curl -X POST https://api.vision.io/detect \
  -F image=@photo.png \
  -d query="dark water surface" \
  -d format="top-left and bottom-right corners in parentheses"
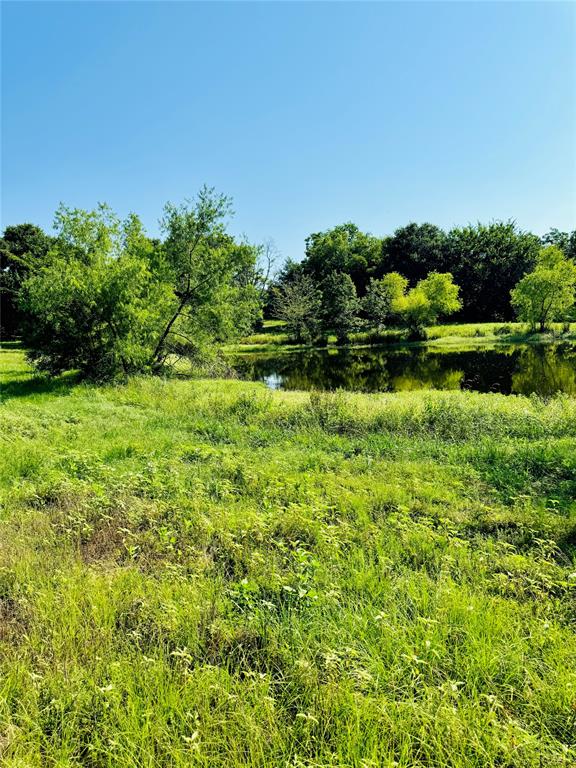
top-left (233, 343), bottom-right (576, 396)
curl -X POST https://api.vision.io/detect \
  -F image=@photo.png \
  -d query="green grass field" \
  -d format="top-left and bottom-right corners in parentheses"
top-left (1, 347), bottom-right (576, 766)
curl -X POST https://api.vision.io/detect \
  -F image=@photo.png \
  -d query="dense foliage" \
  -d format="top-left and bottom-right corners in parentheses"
top-left (19, 206), bottom-right (171, 379)
top-left (381, 222), bottom-right (447, 284)
top-left (12, 190), bottom-right (261, 379)
top-left (2, 199), bottom-right (575, 359)
top-left (273, 267), bottom-right (462, 342)
top-left (319, 271), bottom-right (361, 342)
top-left (0, 224), bottom-right (52, 338)
top-left (391, 271), bottom-right (462, 337)
top-left (303, 223), bottom-right (381, 293)
top-left (362, 273), bottom-right (408, 332)
top-left (284, 221), bottom-right (571, 322)
top-left (149, 189), bottom-right (260, 372)
top-left (511, 245), bottom-right (576, 331)
top-left (444, 222), bottom-right (540, 322)
top-left (271, 273), bottom-right (322, 343)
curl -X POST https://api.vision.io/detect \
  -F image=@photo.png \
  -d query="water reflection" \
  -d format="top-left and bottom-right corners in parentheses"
top-left (512, 344), bottom-right (576, 397)
top-left (232, 344), bottom-right (576, 397)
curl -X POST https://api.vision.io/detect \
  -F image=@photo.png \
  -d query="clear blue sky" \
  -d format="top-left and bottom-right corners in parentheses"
top-left (2, 1), bottom-right (575, 262)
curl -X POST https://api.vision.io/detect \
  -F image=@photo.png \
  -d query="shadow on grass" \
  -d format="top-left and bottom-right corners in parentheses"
top-left (252, 322), bottom-right (288, 337)
top-left (0, 340), bottom-right (23, 350)
top-left (1, 371), bottom-right (80, 402)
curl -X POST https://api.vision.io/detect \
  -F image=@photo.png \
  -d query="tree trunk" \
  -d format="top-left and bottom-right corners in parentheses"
top-left (150, 294), bottom-right (189, 370)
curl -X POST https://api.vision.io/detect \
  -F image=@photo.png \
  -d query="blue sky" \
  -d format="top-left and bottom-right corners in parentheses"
top-left (2, 1), bottom-right (575, 262)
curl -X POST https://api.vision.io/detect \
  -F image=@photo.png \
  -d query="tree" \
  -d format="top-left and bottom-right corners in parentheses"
top-left (510, 245), bottom-right (576, 332)
top-left (418, 271), bottom-right (462, 317)
top-left (297, 219), bottom-right (545, 322)
top-left (19, 190), bottom-right (261, 380)
top-left (241, 239), bottom-right (281, 325)
top-left (19, 206), bottom-right (170, 379)
top-left (0, 223), bottom-right (52, 338)
top-left (272, 273), bottom-right (322, 343)
top-left (255, 240), bottom-right (280, 300)
top-left (380, 223), bottom-right (447, 284)
top-left (444, 222), bottom-right (540, 321)
top-left (392, 288), bottom-right (432, 337)
top-left (362, 273), bottom-right (408, 331)
top-left (541, 229), bottom-right (576, 259)
top-left (392, 272), bottom-right (462, 337)
top-left (149, 187), bottom-right (260, 370)
top-left (303, 223), bottom-right (382, 293)
top-left (320, 271), bottom-right (361, 342)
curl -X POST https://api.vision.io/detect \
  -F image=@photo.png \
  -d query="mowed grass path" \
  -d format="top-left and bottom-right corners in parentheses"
top-left (1, 347), bottom-right (576, 766)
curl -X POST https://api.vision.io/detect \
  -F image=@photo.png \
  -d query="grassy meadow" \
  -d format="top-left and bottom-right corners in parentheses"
top-left (1, 346), bottom-right (576, 766)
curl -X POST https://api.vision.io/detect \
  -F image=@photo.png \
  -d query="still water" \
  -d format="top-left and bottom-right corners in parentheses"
top-left (233, 343), bottom-right (576, 396)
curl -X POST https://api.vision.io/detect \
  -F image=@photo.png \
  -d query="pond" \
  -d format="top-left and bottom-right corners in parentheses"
top-left (232, 343), bottom-right (576, 397)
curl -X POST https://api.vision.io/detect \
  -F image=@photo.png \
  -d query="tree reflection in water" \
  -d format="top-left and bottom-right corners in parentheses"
top-left (511, 344), bottom-right (576, 396)
top-left (233, 343), bottom-right (576, 397)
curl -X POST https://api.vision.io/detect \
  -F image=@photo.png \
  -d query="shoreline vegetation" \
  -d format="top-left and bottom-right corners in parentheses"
top-left (226, 320), bottom-right (576, 356)
top-left (1, 347), bottom-right (576, 765)
top-left (3, 205), bottom-right (576, 383)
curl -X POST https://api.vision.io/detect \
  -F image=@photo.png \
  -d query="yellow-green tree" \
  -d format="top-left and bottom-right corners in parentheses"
top-left (362, 273), bottom-right (408, 331)
top-left (392, 272), bottom-right (462, 337)
top-left (510, 246), bottom-right (576, 332)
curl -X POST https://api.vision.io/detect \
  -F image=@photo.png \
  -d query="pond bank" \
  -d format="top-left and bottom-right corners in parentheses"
top-left (227, 321), bottom-right (576, 356)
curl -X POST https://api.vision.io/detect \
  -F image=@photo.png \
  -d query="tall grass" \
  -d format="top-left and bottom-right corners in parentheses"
top-left (1, 348), bottom-right (575, 766)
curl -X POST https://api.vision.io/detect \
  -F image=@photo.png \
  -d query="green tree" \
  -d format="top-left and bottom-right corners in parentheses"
top-left (392, 272), bottom-right (462, 337)
top-left (392, 288), bottom-right (431, 337)
top-left (380, 223), bottom-right (447, 284)
top-left (418, 271), bottom-right (462, 317)
top-left (303, 223), bottom-right (381, 292)
top-left (149, 187), bottom-right (259, 370)
top-left (0, 223), bottom-right (52, 338)
top-left (19, 206), bottom-right (170, 379)
top-left (541, 228), bottom-right (576, 259)
top-left (510, 245), bottom-right (576, 332)
top-left (320, 271), bottom-right (361, 343)
top-left (272, 273), bottom-right (322, 343)
top-left (19, 189), bottom-right (261, 380)
top-left (445, 221), bottom-right (540, 321)
top-left (362, 273), bottom-right (408, 331)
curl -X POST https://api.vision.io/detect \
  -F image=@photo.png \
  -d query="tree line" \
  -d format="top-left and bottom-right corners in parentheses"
top-left (272, 269), bottom-right (462, 343)
top-left (268, 220), bottom-right (576, 321)
top-left (1, 189), bottom-right (575, 379)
